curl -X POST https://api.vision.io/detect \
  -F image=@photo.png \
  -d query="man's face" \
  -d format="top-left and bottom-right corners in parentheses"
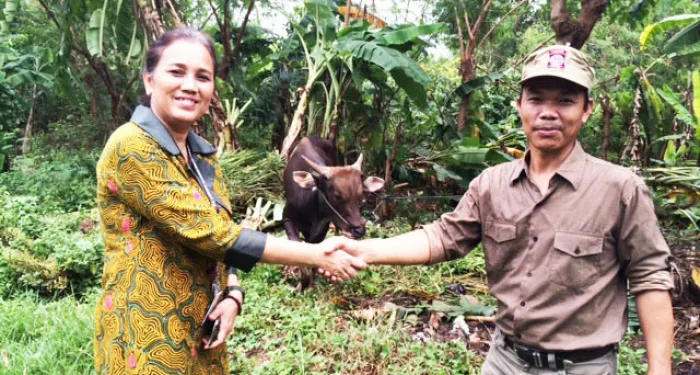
top-left (516, 77), bottom-right (594, 155)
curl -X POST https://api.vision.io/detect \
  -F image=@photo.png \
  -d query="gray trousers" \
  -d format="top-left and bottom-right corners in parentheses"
top-left (481, 330), bottom-right (617, 375)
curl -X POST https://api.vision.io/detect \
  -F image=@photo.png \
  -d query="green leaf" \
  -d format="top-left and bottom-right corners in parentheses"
top-left (663, 140), bottom-right (677, 165)
top-left (2, 0), bottom-right (19, 23)
top-left (693, 71), bottom-right (700, 132)
top-left (664, 19), bottom-right (700, 53)
top-left (640, 14), bottom-right (700, 50)
top-left (99, 0), bottom-right (109, 57)
top-left (433, 164), bottom-right (463, 182)
top-left (454, 73), bottom-right (502, 99)
top-left (86, 10), bottom-right (102, 56)
top-left (374, 23), bottom-right (446, 46)
top-left (337, 39), bottom-right (429, 107)
top-left (657, 86), bottom-right (695, 127)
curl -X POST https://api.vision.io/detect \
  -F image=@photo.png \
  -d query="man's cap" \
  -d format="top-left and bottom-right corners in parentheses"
top-left (520, 45), bottom-right (595, 91)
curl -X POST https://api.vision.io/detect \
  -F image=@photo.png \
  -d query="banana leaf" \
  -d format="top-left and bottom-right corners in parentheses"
top-left (337, 39), bottom-right (429, 107)
top-left (640, 14), bottom-right (700, 50)
top-left (657, 86), bottom-right (696, 127)
top-left (664, 19), bottom-right (700, 53)
top-left (373, 23), bottom-right (446, 46)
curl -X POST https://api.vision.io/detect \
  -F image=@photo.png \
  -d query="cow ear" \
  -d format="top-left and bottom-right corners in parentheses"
top-left (293, 171), bottom-right (316, 189)
top-left (363, 176), bottom-right (385, 192)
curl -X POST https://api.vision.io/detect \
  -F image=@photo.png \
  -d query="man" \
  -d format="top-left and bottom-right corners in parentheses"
top-left (329, 45), bottom-right (674, 374)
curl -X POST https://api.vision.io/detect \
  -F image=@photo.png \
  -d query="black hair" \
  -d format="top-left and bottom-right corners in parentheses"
top-left (140, 28), bottom-right (217, 107)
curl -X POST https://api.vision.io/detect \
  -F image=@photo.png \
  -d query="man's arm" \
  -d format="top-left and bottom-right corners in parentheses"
top-left (352, 229), bottom-right (431, 265)
top-left (636, 290), bottom-right (673, 375)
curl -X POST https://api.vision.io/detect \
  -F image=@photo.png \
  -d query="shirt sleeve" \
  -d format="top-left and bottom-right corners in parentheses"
top-left (107, 139), bottom-right (264, 272)
top-left (617, 175), bottom-right (673, 294)
top-left (421, 172), bottom-right (483, 265)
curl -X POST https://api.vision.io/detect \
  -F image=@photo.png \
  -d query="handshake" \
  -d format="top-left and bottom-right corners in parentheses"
top-left (311, 236), bottom-right (367, 282)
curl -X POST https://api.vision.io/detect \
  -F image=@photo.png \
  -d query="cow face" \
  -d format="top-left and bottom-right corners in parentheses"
top-left (292, 154), bottom-right (384, 238)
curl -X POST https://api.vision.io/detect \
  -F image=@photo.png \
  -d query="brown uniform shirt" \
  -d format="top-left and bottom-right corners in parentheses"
top-left (422, 142), bottom-right (673, 351)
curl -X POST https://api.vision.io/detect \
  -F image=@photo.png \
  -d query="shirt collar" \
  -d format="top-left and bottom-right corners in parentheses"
top-left (130, 105), bottom-right (216, 156)
top-left (509, 141), bottom-right (587, 190)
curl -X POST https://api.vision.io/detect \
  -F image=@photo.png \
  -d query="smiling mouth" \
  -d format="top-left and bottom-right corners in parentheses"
top-left (175, 97), bottom-right (198, 105)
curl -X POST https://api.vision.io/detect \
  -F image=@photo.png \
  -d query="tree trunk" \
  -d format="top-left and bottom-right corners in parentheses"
top-left (21, 84), bottom-right (39, 155)
top-left (379, 123), bottom-right (401, 221)
top-left (457, 58), bottom-right (475, 134)
top-left (219, 0), bottom-right (255, 79)
top-left (550, 0), bottom-right (607, 49)
top-left (281, 86), bottom-right (312, 158)
top-left (620, 87), bottom-right (643, 164)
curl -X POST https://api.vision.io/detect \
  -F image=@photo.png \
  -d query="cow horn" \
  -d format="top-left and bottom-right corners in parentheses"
top-left (352, 153), bottom-right (363, 171)
top-left (301, 155), bottom-right (331, 177)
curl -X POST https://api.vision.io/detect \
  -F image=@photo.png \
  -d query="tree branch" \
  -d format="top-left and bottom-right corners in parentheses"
top-left (454, 6), bottom-right (466, 59)
top-left (228, 0), bottom-right (256, 74)
top-left (207, 0), bottom-right (224, 30)
top-left (37, 0), bottom-right (61, 29)
top-left (477, 0), bottom-right (527, 51)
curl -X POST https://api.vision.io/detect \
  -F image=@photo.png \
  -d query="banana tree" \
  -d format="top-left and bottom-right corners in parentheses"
top-left (280, 0), bottom-right (444, 157)
top-left (620, 13), bottom-right (700, 165)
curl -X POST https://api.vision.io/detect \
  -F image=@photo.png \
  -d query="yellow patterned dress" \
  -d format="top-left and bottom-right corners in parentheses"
top-left (94, 106), bottom-right (265, 375)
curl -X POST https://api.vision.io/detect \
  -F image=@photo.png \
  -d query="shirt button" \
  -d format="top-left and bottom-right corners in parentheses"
top-left (532, 236), bottom-right (538, 242)
top-left (526, 272), bottom-right (532, 277)
top-left (574, 247), bottom-right (581, 254)
top-left (520, 301), bottom-right (526, 307)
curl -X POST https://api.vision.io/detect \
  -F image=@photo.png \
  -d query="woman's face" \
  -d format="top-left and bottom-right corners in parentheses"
top-left (143, 40), bottom-right (215, 129)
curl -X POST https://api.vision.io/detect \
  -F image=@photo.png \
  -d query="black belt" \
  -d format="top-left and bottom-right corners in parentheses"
top-left (503, 336), bottom-right (615, 370)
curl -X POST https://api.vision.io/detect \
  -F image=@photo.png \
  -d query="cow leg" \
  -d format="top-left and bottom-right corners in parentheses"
top-left (283, 216), bottom-right (302, 242)
top-left (281, 215), bottom-right (309, 291)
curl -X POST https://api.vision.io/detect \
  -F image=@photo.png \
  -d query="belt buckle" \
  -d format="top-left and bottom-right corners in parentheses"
top-left (513, 343), bottom-right (542, 367)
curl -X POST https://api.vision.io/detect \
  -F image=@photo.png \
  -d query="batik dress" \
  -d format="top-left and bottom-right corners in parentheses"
top-left (93, 106), bottom-right (265, 375)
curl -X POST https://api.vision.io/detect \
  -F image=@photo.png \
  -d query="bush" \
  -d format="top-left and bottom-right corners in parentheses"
top-left (0, 148), bottom-right (98, 213)
top-left (0, 190), bottom-right (103, 297)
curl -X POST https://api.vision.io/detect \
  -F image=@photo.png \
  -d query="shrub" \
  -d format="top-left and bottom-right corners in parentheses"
top-left (0, 148), bottom-right (98, 213)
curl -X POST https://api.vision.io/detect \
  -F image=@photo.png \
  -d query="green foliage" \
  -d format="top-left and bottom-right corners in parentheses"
top-left (0, 148), bottom-right (98, 212)
top-left (0, 190), bottom-right (103, 297)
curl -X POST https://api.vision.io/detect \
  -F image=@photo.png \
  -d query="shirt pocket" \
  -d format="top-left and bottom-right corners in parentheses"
top-left (548, 232), bottom-right (604, 288)
top-left (483, 220), bottom-right (517, 273)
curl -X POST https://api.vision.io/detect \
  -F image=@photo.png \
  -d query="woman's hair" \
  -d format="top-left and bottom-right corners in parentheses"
top-left (140, 28), bottom-right (217, 107)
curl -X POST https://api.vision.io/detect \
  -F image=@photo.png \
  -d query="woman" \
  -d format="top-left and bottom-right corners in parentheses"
top-left (93, 28), bottom-right (364, 375)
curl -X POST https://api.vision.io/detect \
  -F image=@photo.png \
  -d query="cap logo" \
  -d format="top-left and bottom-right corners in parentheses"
top-left (548, 49), bottom-right (566, 69)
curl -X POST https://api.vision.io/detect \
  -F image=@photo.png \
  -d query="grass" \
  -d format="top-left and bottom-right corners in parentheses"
top-left (0, 222), bottom-right (657, 375)
top-left (0, 292), bottom-right (97, 375)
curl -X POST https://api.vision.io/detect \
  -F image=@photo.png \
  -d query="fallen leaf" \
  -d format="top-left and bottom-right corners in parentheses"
top-left (2, 351), bottom-right (8, 368)
top-left (407, 289), bottom-right (438, 300)
top-left (330, 296), bottom-right (350, 309)
top-left (351, 307), bottom-right (376, 322)
top-left (689, 315), bottom-right (699, 330)
top-left (429, 312), bottom-right (443, 331)
top-left (453, 316), bottom-right (470, 337)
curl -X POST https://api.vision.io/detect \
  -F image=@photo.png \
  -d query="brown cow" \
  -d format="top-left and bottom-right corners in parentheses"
top-left (283, 136), bottom-right (384, 290)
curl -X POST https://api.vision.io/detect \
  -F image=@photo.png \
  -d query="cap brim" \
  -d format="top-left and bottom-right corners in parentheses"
top-left (520, 71), bottom-right (591, 91)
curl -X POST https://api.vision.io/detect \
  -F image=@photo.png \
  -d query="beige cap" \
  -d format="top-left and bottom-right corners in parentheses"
top-left (520, 45), bottom-right (595, 91)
